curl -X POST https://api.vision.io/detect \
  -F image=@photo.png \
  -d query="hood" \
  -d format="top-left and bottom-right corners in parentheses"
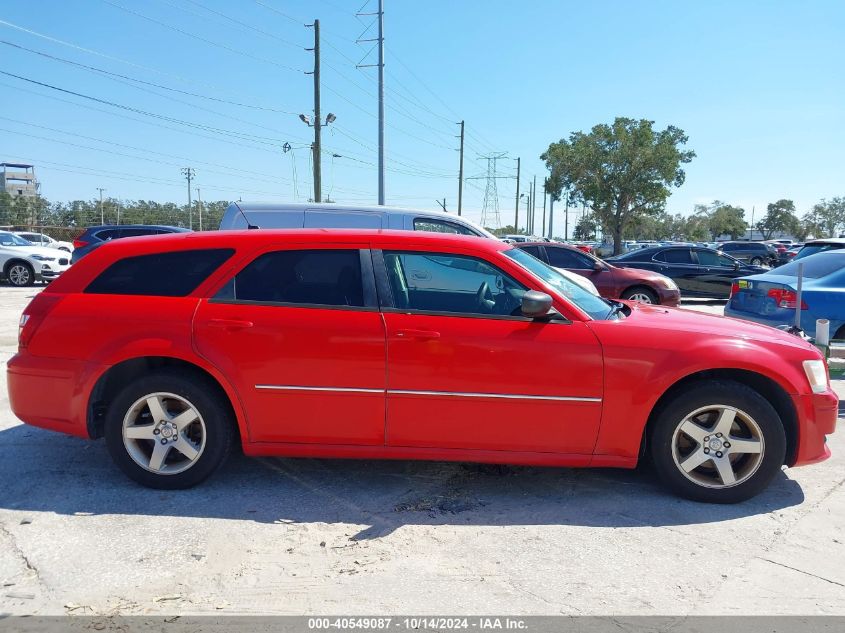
top-left (623, 301), bottom-right (818, 352)
top-left (0, 245), bottom-right (69, 260)
top-left (609, 264), bottom-right (671, 283)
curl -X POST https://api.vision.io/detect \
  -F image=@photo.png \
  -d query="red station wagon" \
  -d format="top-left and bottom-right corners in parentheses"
top-left (8, 230), bottom-right (838, 503)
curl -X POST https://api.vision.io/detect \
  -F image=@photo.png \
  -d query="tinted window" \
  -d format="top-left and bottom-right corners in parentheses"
top-left (720, 243), bottom-right (738, 251)
top-left (413, 218), bottom-right (477, 235)
top-left (120, 228), bottom-right (163, 238)
top-left (696, 250), bottom-right (735, 267)
top-left (85, 249), bottom-right (234, 297)
top-left (519, 245), bottom-right (544, 258)
top-left (219, 249), bottom-right (364, 307)
top-left (656, 249), bottom-right (693, 264)
top-left (546, 246), bottom-right (593, 270)
top-left (93, 229), bottom-right (120, 241)
top-left (383, 251), bottom-right (525, 317)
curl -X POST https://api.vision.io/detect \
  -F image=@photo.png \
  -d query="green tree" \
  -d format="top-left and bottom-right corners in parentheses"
top-left (756, 199), bottom-right (799, 240)
top-left (573, 213), bottom-right (598, 240)
top-left (541, 117), bottom-right (695, 255)
top-left (695, 201), bottom-right (747, 240)
top-left (803, 197), bottom-right (845, 239)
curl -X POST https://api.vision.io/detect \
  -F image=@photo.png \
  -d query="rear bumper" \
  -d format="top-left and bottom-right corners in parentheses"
top-left (791, 389), bottom-right (839, 467)
top-left (724, 306), bottom-right (822, 337)
top-left (7, 352), bottom-right (103, 438)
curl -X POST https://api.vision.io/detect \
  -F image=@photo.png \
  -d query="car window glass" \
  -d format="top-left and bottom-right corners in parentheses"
top-left (720, 243), bottom-right (737, 251)
top-left (695, 249), bottom-right (733, 266)
top-left (119, 228), bottom-right (160, 238)
top-left (383, 251), bottom-right (526, 317)
top-left (94, 229), bottom-right (119, 241)
top-left (218, 249), bottom-right (364, 307)
top-left (413, 218), bottom-right (477, 236)
top-left (655, 249), bottom-right (692, 264)
top-left (546, 247), bottom-right (592, 270)
top-left (772, 253), bottom-right (845, 279)
top-left (519, 245), bottom-right (543, 258)
top-left (85, 249), bottom-right (234, 297)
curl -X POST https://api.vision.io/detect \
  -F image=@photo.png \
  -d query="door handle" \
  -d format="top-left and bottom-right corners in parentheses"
top-left (395, 329), bottom-right (440, 340)
top-left (206, 318), bottom-right (254, 330)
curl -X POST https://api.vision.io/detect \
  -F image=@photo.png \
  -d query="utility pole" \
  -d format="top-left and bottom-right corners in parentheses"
top-left (196, 187), bottom-right (203, 231)
top-left (531, 175), bottom-right (537, 235)
top-left (97, 187), bottom-right (105, 224)
top-left (356, 0), bottom-right (386, 204)
top-left (525, 192), bottom-right (530, 230)
top-left (181, 167), bottom-right (195, 229)
top-left (306, 19), bottom-right (322, 203)
top-left (564, 197), bottom-right (570, 240)
top-left (514, 157), bottom-right (520, 231)
top-left (541, 180), bottom-right (547, 238)
top-left (750, 205), bottom-right (756, 239)
top-left (548, 195), bottom-right (555, 239)
top-left (457, 121), bottom-right (464, 216)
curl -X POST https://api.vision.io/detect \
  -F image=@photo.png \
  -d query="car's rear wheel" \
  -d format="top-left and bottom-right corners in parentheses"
top-left (649, 381), bottom-right (786, 503)
top-left (750, 256), bottom-right (763, 265)
top-left (104, 371), bottom-right (233, 489)
top-left (621, 286), bottom-right (659, 304)
top-left (6, 262), bottom-right (34, 287)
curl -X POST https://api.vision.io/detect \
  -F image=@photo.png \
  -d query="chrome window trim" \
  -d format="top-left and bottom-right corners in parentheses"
top-left (255, 385), bottom-right (383, 394)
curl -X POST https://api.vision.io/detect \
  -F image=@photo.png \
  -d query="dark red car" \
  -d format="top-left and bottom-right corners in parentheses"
top-left (8, 230), bottom-right (837, 503)
top-left (517, 242), bottom-right (681, 305)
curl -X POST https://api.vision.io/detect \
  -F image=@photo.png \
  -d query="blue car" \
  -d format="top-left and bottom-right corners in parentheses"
top-left (726, 250), bottom-right (845, 339)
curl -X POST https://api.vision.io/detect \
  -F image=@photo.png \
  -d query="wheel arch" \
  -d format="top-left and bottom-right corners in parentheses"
top-left (640, 368), bottom-right (798, 466)
top-left (87, 356), bottom-right (248, 445)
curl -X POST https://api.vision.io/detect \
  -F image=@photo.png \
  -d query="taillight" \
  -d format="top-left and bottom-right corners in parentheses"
top-left (72, 238), bottom-right (88, 249)
top-left (730, 282), bottom-right (740, 297)
top-left (767, 288), bottom-right (808, 310)
top-left (18, 293), bottom-right (63, 350)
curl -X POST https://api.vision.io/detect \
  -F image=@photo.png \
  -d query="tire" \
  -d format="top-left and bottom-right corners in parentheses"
top-left (621, 286), bottom-right (659, 305)
top-left (749, 257), bottom-right (763, 266)
top-left (104, 370), bottom-right (234, 489)
top-left (834, 325), bottom-right (845, 341)
top-left (5, 261), bottom-right (35, 287)
top-left (649, 380), bottom-right (786, 503)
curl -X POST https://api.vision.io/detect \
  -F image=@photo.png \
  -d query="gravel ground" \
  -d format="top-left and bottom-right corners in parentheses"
top-left (0, 288), bottom-right (842, 616)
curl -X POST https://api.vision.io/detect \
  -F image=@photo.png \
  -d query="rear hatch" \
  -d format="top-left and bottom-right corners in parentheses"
top-left (728, 274), bottom-right (806, 316)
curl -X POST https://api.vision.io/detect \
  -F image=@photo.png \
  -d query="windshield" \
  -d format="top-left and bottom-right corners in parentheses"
top-left (0, 232), bottom-right (35, 247)
top-left (609, 248), bottom-right (654, 261)
top-left (504, 248), bottom-right (612, 320)
top-left (774, 252), bottom-right (845, 279)
top-left (794, 243), bottom-right (843, 260)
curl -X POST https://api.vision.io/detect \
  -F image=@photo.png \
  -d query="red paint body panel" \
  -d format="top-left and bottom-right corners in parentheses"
top-left (5, 229), bottom-right (836, 476)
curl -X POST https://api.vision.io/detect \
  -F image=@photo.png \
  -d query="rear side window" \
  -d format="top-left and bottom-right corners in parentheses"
top-left (720, 243), bottom-right (738, 251)
top-left (85, 249), bottom-right (234, 297)
top-left (655, 249), bottom-right (693, 264)
top-left (413, 218), bottom-right (477, 236)
top-left (519, 245), bottom-right (544, 259)
top-left (545, 246), bottom-right (593, 270)
top-left (773, 253), bottom-right (845, 279)
top-left (217, 249), bottom-right (364, 307)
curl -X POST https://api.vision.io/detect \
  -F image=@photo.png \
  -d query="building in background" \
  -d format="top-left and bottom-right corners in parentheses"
top-left (0, 163), bottom-right (38, 198)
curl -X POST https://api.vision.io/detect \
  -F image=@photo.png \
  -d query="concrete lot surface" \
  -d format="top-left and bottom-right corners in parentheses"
top-left (0, 289), bottom-right (842, 616)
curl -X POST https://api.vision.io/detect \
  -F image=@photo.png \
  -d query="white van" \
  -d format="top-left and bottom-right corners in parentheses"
top-left (219, 202), bottom-right (496, 237)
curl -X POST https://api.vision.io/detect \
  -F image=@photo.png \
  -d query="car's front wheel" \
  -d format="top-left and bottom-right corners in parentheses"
top-left (104, 370), bottom-right (234, 489)
top-left (6, 262), bottom-right (34, 287)
top-left (649, 380), bottom-right (786, 503)
top-left (750, 256), bottom-right (763, 265)
top-left (621, 286), bottom-right (659, 304)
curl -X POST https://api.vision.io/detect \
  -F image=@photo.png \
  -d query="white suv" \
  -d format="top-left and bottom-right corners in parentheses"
top-left (0, 232), bottom-right (71, 286)
top-left (13, 231), bottom-right (74, 252)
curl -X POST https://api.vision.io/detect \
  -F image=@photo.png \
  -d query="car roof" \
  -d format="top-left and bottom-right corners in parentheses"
top-left (84, 224), bottom-right (191, 232)
top-left (78, 228), bottom-right (509, 254)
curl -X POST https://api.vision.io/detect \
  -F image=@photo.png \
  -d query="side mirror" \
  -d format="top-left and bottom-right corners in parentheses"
top-left (521, 291), bottom-right (554, 319)
top-left (593, 261), bottom-right (605, 272)
top-left (734, 261), bottom-right (741, 270)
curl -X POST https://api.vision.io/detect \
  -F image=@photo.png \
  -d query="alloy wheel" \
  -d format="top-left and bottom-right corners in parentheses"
top-left (8, 264), bottom-right (30, 286)
top-left (628, 292), bottom-right (654, 303)
top-left (670, 405), bottom-right (765, 489)
top-left (122, 392), bottom-right (206, 475)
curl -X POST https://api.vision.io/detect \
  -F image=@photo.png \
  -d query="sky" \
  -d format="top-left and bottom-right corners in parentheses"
top-left (1, 0), bottom-right (844, 234)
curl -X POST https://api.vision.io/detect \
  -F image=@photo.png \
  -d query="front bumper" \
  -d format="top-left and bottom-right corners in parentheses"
top-left (792, 388), bottom-right (839, 466)
top-left (657, 287), bottom-right (681, 307)
top-left (36, 262), bottom-right (70, 281)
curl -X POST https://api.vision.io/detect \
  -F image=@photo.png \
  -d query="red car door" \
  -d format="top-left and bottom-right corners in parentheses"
top-left (193, 244), bottom-right (386, 445)
top-left (378, 248), bottom-right (604, 455)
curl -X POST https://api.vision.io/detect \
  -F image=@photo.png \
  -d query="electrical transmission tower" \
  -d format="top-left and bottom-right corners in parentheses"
top-left (478, 153), bottom-right (507, 229)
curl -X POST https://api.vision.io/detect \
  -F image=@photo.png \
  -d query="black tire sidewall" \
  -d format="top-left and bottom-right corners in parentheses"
top-left (649, 380), bottom-right (786, 503)
top-left (104, 370), bottom-right (233, 489)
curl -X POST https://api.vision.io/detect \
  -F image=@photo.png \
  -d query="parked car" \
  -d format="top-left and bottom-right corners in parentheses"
top-left (793, 238), bottom-right (845, 261)
top-left (726, 250), bottom-right (845, 340)
top-left (13, 231), bottom-right (74, 252)
top-left (9, 230), bottom-right (837, 503)
top-left (606, 245), bottom-right (767, 298)
top-left (763, 240), bottom-right (792, 266)
top-left (719, 241), bottom-right (779, 266)
top-left (0, 231), bottom-right (70, 286)
top-left (219, 201), bottom-right (497, 238)
top-left (516, 241), bottom-right (680, 305)
top-left (71, 225), bottom-right (192, 263)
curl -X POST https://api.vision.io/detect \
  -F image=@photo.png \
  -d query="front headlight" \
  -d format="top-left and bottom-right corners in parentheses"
top-left (30, 255), bottom-right (56, 262)
top-left (657, 276), bottom-right (678, 290)
top-left (802, 359), bottom-right (830, 394)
